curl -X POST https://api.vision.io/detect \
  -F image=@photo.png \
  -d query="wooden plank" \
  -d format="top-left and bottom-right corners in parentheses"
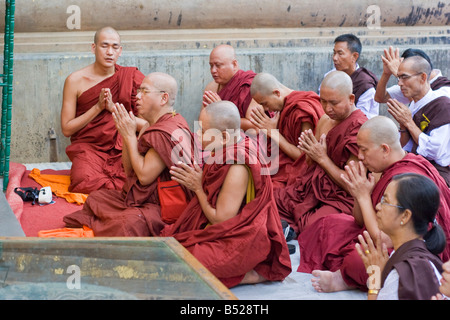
top-left (0, 237), bottom-right (236, 300)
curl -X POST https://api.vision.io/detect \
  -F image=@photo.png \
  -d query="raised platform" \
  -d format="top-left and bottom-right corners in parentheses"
top-left (0, 237), bottom-right (236, 300)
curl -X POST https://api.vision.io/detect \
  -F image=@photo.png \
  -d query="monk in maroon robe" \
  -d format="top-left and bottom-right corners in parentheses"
top-left (249, 73), bottom-right (324, 188)
top-left (64, 73), bottom-right (195, 236)
top-left (300, 116), bottom-right (450, 293)
top-left (274, 71), bottom-right (367, 234)
top-left (202, 45), bottom-right (261, 132)
top-left (61, 27), bottom-right (145, 194)
top-left (162, 101), bottom-right (291, 288)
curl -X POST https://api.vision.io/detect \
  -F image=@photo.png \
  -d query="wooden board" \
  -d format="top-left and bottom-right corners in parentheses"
top-left (0, 237), bottom-right (237, 300)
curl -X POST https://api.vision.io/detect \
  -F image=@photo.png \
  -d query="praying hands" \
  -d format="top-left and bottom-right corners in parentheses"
top-left (297, 129), bottom-right (327, 164)
top-left (250, 106), bottom-right (279, 136)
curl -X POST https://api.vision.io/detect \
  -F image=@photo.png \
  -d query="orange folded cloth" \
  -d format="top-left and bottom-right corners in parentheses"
top-left (28, 168), bottom-right (88, 205)
top-left (38, 226), bottom-right (94, 238)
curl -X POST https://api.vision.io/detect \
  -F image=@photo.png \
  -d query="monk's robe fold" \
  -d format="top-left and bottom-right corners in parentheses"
top-left (63, 113), bottom-right (195, 237)
top-left (274, 109), bottom-right (367, 234)
top-left (161, 135), bottom-right (292, 288)
top-left (66, 64), bottom-right (145, 194)
top-left (298, 153), bottom-right (450, 290)
top-left (271, 91), bottom-right (324, 188)
top-left (218, 69), bottom-right (256, 118)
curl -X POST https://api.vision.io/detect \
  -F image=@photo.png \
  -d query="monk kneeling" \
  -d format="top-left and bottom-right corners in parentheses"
top-left (161, 101), bottom-right (292, 288)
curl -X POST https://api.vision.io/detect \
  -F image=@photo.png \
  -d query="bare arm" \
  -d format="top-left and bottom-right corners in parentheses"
top-left (60, 75), bottom-right (106, 137)
top-left (341, 161), bottom-right (392, 246)
top-left (374, 47), bottom-right (401, 103)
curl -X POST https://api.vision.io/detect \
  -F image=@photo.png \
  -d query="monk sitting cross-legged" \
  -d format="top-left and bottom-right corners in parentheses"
top-left (298, 116), bottom-right (450, 293)
top-left (61, 26), bottom-right (146, 194)
top-left (249, 72), bottom-right (324, 188)
top-left (63, 72), bottom-right (196, 236)
top-left (161, 101), bottom-right (292, 288)
top-left (274, 70), bottom-right (368, 235)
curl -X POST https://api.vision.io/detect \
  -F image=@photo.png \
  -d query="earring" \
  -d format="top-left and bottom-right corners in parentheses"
top-left (400, 221), bottom-right (404, 225)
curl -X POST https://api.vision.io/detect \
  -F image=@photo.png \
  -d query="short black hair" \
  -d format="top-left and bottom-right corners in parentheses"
top-left (334, 34), bottom-right (362, 57)
top-left (401, 48), bottom-right (433, 70)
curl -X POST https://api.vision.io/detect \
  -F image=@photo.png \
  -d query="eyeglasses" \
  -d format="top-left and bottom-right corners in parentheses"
top-left (380, 195), bottom-right (405, 209)
top-left (137, 88), bottom-right (166, 95)
top-left (397, 73), bottom-right (423, 82)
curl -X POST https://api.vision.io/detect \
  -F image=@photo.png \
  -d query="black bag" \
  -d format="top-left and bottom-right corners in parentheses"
top-left (14, 187), bottom-right (40, 205)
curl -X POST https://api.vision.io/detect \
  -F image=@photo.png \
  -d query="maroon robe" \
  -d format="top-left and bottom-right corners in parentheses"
top-left (271, 91), bottom-right (324, 188)
top-left (411, 96), bottom-right (450, 186)
top-left (431, 76), bottom-right (450, 90)
top-left (274, 109), bottom-right (367, 234)
top-left (218, 69), bottom-right (256, 118)
top-left (381, 239), bottom-right (443, 300)
top-left (298, 153), bottom-right (450, 291)
top-left (63, 113), bottom-right (195, 236)
top-left (350, 67), bottom-right (378, 105)
top-left (161, 136), bottom-right (292, 288)
top-left (66, 65), bottom-right (145, 194)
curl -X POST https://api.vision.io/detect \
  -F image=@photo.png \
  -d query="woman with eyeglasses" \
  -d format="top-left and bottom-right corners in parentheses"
top-left (356, 173), bottom-right (447, 300)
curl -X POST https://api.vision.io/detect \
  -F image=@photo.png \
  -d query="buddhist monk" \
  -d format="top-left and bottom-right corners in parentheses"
top-left (161, 101), bottom-right (292, 288)
top-left (63, 72), bottom-right (196, 236)
top-left (249, 72), bottom-right (324, 188)
top-left (61, 26), bottom-right (146, 194)
top-left (298, 116), bottom-right (450, 293)
top-left (274, 70), bottom-right (367, 234)
top-left (375, 47), bottom-right (450, 105)
top-left (386, 55), bottom-right (450, 185)
top-left (321, 34), bottom-right (379, 119)
top-left (202, 44), bottom-right (261, 131)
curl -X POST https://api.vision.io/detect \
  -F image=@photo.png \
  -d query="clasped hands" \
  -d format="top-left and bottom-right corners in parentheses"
top-left (112, 102), bottom-right (137, 139)
top-left (297, 129), bottom-right (327, 164)
top-left (250, 106), bottom-right (279, 136)
top-left (170, 161), bottom-right (203, 194)
top-left (99, 88), bottom-right (115, 113)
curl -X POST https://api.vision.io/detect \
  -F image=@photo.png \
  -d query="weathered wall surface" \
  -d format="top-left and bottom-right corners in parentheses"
top-left (1, 0), bottom-right (449, 163)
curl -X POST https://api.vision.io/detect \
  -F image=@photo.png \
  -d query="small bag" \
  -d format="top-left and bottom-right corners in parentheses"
top-left (157, 177), bottom-right (188, 224)
top-left (14, 187), bottom-right (40, 205)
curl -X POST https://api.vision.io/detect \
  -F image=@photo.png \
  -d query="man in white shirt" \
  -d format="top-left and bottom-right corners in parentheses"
top-left (387, 55), bottom-right (450, 185)
top-left (320, 34), bottom-right (379, 119)
top-left (375, 47), bottom-right (450, 104)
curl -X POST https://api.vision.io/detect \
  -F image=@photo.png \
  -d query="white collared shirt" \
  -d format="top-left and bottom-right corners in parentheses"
top-left (403, 89), bottom-right (450, 167)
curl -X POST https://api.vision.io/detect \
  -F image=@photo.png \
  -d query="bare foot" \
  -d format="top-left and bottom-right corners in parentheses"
top-left (240, 270), bottom-right (267, 284)
top-left (311, 270), bottom-right (351, 293)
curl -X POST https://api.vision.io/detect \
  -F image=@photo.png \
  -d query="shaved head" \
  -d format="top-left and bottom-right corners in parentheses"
top-left (94, 26), bottom-right (120, 44)
top-left (401, 55), bottom-right (432, 79)
top-left (202, 101), bottom-right (241, 132)
top-left (147, 72), bottom-right (178, 106)
top-left (359, 116), bottom-right (402, 150)
top-left (321, 70), bottom-right (353, 96)
top-left (250, 73), bottom-right (283, 96)
top-left (210, 44), bottom-right (237, 61)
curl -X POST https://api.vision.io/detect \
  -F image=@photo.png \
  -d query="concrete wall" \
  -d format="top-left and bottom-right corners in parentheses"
top-left (1, 0), bottom-right (449, 163)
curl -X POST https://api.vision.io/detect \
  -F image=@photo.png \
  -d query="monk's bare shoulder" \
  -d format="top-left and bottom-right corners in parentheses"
top-left (315, 114), bottom-right (336, 137)
top-left (64, 64), bottom-right (99, 97)
top-left (204, 80), bottom-right (219, 92)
